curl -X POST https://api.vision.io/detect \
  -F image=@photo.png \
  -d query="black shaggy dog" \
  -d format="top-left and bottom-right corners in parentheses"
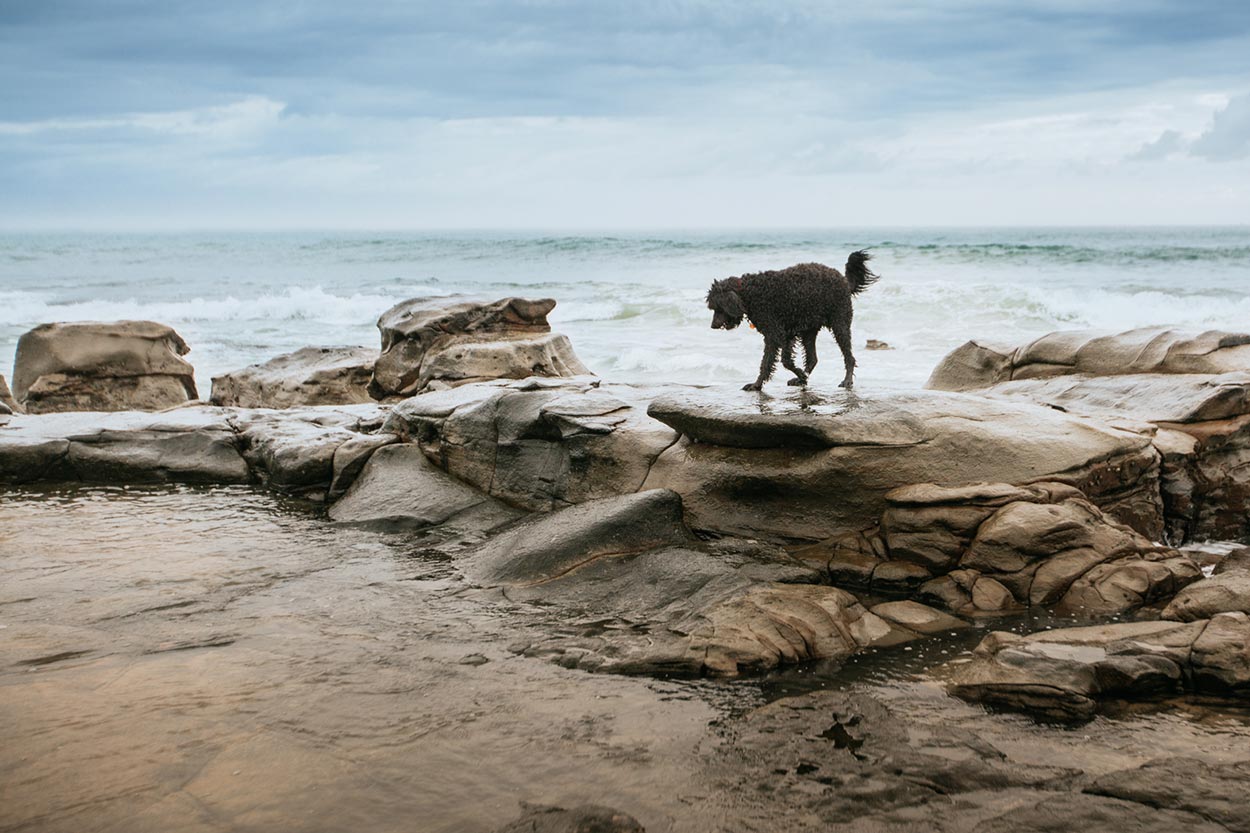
top-left (706, 251), bottom-right (878, 391)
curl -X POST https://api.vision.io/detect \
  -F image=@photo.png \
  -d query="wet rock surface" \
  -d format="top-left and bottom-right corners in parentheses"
top-left (1163, 568), bottom-right (1250, 621)
top-left (943, 614), bottom-right (1250, 721)
top-left (802, 481), bottom-right (1199, 618)
top-left (493, 804), bottom-right (646, 833)
top-left (370, 296), bottom-right (591, 399)
top-left (12, 320), bottom-right (198, 413)
top-left (3, 485), bottom-right (1250, 833)
top-left (210, 345), bottom-right (378, 408)
top-left (643, 387), bottom-right (1163, 540)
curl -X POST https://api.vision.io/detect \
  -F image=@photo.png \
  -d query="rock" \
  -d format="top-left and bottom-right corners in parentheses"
top-left (493, 804), bottom-right (645, 833)
top-left (1189, 612), bottom-right (1250, 692)
top-left (1214, 546), bottom-right (1250, 574)
top-left (388, 378), bottom-right (679, 513)
top-left (0, 374), bottom-right (19, 414)
top-left (210, 346), bottom-right (377, 409)
top-left (326, 433), bottom-right (400, 501)
top-left (12, 320), bottom-right (198, 413)
top-left (859, 480), bottom-right (1200, 619)
top-left (463, 490), bottom-right (691, 585)
top-left (1087, 758), bottom-right (1250, 833)
top-left (1161, 569), bottom-right (1250, 621)
top-left (468, 491), bottom-right (910, 675)
top-left (706, 690), bottom-right (1081, 830)
top-left (943, 615), bottom-right (1250, 721)
top-left (329, 444), bottom-right (520, 531)
top-left (233, 404), bottom-right (391, 496)
top-left (869, 600), bottom-right (967, 635)
top-left (972, 793), bottom-right (1230, 833)
top-left (928, 328), bottom-right (1250, 543)
top-left (865, 338), bottom-right (892, 350)
top-left (928, 327), bottom-right (1250, 389)
top-left (643, 388), bottom-right (1163, 541)
top-left (0, 407), bottom-right (248, 484)
top-left (369, 296), bottom-right (591, 398)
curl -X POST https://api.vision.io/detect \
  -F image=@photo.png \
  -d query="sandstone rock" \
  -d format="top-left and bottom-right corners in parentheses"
top-left (972, 793), bottom-right (1230, 833)
top-left (369, 296), bottom-right (591, 398)
top-left (327, 432), bottom-right (400, 501)
top-left (1161, 569), bottom-right (1250, 621)
top-left (943, 616), bottom-right (1250, 721)
top-left (1214, 546), bottom-right (1250, 574)
top-left (12, 320), bottom-right (198, 413)
top-left (1087, 758), bottom-right (1250, 833)
top-left (928, 327), bottom-right (1250, 389)
top-left (0, 374), bottom-right (18, 415)
top-left (387, 378), bottom-right (678, 513)
top-left (466, 491), bottom-right (911, 675)
top-left (210, 346), bottom-right (377, 408)
top-left (493, 804), bottom-right (645, 833)
top-left (233, 404), bottom-right (391, 496)
top-left (869, 600), bottom-right (967, 635)
top-left (0, 407), bottom-right (248, 484)
top-left (329, 444), bottom-right (519, 531)
top-left (463, 490), bottom-right (691, 585)
top-left (928, 328), bottom-right (1250, 543)
top-left (643, 388), bottom-right (1163, 541)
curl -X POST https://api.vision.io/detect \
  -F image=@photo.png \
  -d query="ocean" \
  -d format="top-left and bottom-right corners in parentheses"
top-left (2, 227), bottom-right (1249, 397)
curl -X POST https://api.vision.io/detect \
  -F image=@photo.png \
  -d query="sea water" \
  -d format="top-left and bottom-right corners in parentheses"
top-left (2, 227), bottom-right (1248, 395)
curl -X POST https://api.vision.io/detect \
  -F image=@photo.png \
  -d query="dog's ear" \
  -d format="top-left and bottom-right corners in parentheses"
top-left (719, 287), bottom-right (745, 320)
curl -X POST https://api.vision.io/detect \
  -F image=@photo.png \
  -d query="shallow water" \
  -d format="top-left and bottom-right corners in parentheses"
top-left (3, 485), bottom-right (1250, 832)
top-left (0, 485), bottom-right (753, 832)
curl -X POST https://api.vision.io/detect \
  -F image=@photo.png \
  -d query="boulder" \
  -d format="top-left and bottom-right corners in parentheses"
top-left (927, 328), bottom-right (1250, 542)
top-left (369, 296), bottom-right (591, 398)
top-left (232, 404), bottom-right (391, 497)
top-left (1161, 569), bottom-right (1250, 621)
top-left (943, 614), bottom-right (1250, 721)
top-left (329, 444), bottom-right (519, 531)
top-left (0, 374), bottom-right (18, 415)
top-left (386, 378), bottom-right (679, 513)
top-left (0, 407), bottom-right (248, 484)
top-left (467, 491), bottom-right (912, 675)
top-left (1214, 546), bottom-right (1250, 574)
top-left (642, 388), bottom-right (1163, 541)
top-left (12, 320), bottom-right (197, 413)
top-left (928, 327), bottom-right (1250, 389)
top-left (210, 346), bottom-right (377, 409)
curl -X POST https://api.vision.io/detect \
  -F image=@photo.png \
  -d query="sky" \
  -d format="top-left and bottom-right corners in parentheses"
top-left (2, 0), bottom-right (1250, 229)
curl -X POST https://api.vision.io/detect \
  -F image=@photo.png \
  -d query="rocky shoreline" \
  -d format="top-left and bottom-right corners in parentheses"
top-left (4, 296), bottom-right (1250, 830)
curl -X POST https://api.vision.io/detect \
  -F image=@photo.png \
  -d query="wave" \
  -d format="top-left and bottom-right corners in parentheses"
top-left (0, 286), bottom-right (441, 328)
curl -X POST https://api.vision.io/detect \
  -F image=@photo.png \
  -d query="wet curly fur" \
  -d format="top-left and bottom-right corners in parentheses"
top-left (706, 250), bottom-right (878, 391)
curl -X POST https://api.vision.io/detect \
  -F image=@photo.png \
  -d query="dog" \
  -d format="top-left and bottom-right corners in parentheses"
top-left (706, 250), bottom-right (878, 391)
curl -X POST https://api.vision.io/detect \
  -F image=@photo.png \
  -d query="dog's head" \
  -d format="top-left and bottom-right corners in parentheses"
top-left (706, 278), bottom-right (746, 330)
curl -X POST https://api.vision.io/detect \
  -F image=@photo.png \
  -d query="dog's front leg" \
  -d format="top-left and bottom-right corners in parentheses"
top-left (744, 339), bottom-right (781, 391)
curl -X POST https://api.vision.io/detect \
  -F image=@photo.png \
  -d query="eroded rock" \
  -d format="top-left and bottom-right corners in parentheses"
top-left (643, 388), bottom-right (1163, 541)
top-left (943, 614), bottom-right (1250, 721)
top-left (386, 378), bottom-right (679, 513)
top-left (210, 345), bottom-right (377, 409)
top-left (493, 804), bottom-right (645, 833)
top-left (1162, 569), bottom-right (1250, 621)
top-left (13, 320), bottom-right (198, 413)
top-left (369, 296), bottom-right (591, 398)
top-left (1087, 758), bottom-right (1250, 833)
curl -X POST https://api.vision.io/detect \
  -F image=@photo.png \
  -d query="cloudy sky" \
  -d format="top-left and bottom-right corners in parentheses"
top-left (3, 0), bottom-right (1249, 228)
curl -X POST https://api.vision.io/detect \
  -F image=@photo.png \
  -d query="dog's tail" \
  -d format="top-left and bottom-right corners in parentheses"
top-left (845, 249), bottom-right (879, 295)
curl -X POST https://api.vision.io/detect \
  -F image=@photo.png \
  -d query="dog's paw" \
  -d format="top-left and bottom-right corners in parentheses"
top-left (838, 379), bottom-right (854, 389)
top-left (742, 382), bottom-right (762, 392)
top-left (786, 377), bottom-right (806, 387)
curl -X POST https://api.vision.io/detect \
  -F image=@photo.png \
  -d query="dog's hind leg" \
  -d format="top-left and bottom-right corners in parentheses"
top-left (801, 329), bottom-right (819, 375)
top-left (782, 338), bottom-right (808, 386)
top-left (744, 338), bottom-right (781, 391)
top-left (832, 321), bottom-right (856, 389)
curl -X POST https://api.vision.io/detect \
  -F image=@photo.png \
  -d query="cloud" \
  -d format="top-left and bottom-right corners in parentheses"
top-left (0, 96), bottom-right (285, 139)
top-left (1129, 128), bottom-right (1184, 160)
top-left (1190, 93), bottom-right (1250, 160)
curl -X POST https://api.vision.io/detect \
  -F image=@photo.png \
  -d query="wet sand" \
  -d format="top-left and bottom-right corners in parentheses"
top-left (3, 485), bottom-right (1249, 832)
